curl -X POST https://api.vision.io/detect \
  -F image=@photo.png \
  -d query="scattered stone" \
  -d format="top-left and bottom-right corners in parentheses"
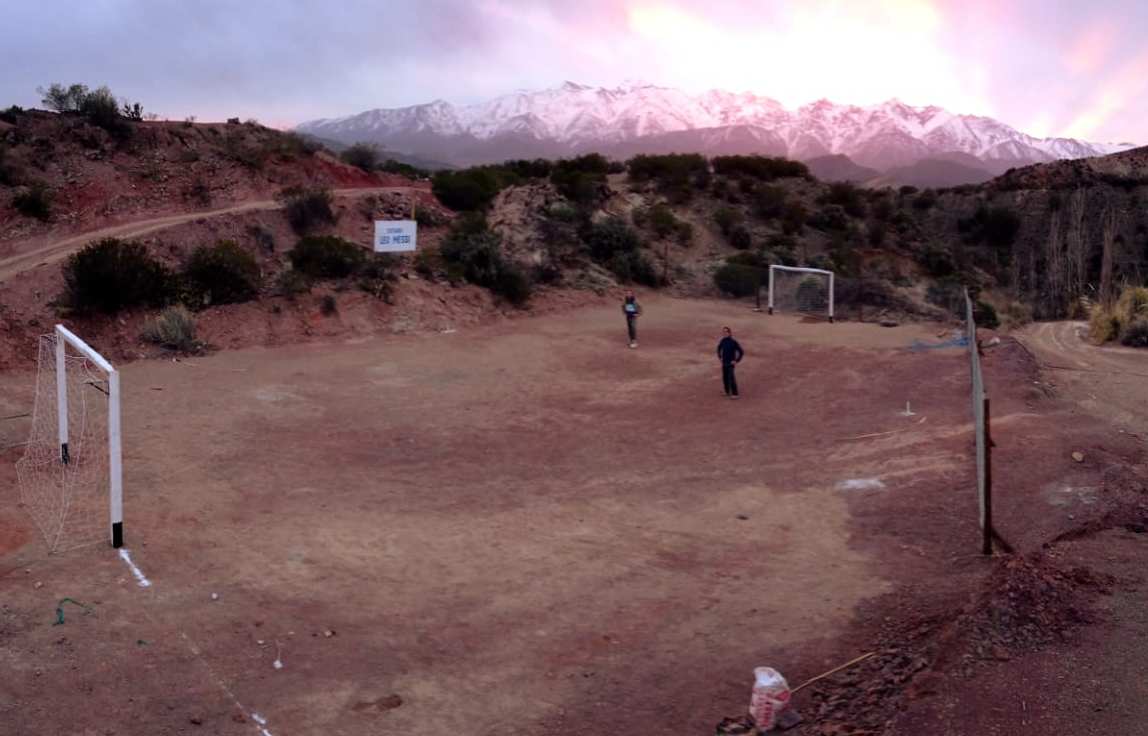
top-left (323, 629), bottom-right (336, 638)
top-left (189, 716), bottom-right (203, 726)
top-left (1072, 451), bottom-right (1085, 463)
top-left (879, 320), bottom-right (899, 328)
top-left (210, 593), bottom-right (220, 601)
top-left (775, 708), bottom-right (803, 730)
top-left (33, 581), bottom-right (43, 590)
top-left (736, 514), bottom-right (749, 521)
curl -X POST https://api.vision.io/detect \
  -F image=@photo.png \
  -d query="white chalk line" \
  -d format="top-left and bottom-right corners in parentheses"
top-left (118, 548), bottom-right (275, 736)
top-left (117, 548), bottom-right (152, 587)
top-left (837, 478), bottom-right (886, 491)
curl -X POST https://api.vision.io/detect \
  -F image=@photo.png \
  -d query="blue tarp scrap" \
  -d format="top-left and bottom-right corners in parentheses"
top-left (909, 334), bottom-right (969, 352)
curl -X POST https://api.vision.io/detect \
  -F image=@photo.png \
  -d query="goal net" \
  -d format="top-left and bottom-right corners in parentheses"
top-left (16, 326), bottom-right (123, 552)
top-left (767, 265), bottom-right (835, 322)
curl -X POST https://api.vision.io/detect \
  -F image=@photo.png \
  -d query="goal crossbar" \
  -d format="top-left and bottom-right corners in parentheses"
top-left (767, 265), bottom-right (835, 322)
top-left (55, 325), bottom-right (124, 548)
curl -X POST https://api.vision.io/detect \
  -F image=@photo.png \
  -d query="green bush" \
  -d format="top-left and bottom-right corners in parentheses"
top-left (0, 105), bottom-right (24, 124)
top-left (380, 159), bottom-right (431, 179)
top-left (432, 168), bottom-right (503, 211)
top-left (712, 156), bottom-right (809, 181)
top-left (913, 190), bottom-right (937, 210)
top-left (607, 251), bottom-right (659, 287)
top-left (821, 182), bottom-right (866, 218)
top-left (626, 153), bottom-right (709, 201)
top-left (275, 268), bottom-right (311, 299)
top-left (358, 254), bottom-right (398, 302)
top-left (183, 240), bottom-right (261, 306)
top-left (551, 154), bottom-right (610, 205)
top-left (64, 238), bottom-right (175, 314)
top-left (341, 142), bottom-right (379, 171)
top-left (582, 217), bottom-right (642, 262)
top-left (493, 262), bottom-right (533, 305)
top-left (781, 200), bottom-right (808, 235)
top-left (439, 217), bottom-right (533, 304)
top-left (919, 245), bottom-right (956, 278)
top-left (809, 205), bottom-right (849, 232)
top-left (974, 300), bottom-right (1000, 329)
top-left (280, 186), bottom-right (336, 233)
top-left (728, 224), bottom-right (752, 250)
top-left (12, 183), bottom-right (52, 220)
top-left (713, 206), bottom-right (744, 236)
top-left (289, 236), bottom-right (366, 279)
top-left (141, 306), bottom-right (198, 351)
top-left (754, 185), bottom-right (788, 219)
top-left (1121, 318), bottom-right (1148, 347)
top-left (713, 263), bottom-right (762, 297)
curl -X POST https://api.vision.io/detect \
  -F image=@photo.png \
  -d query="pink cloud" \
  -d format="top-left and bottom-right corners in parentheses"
top-left (1065, 21), bottom-right (1117, 75)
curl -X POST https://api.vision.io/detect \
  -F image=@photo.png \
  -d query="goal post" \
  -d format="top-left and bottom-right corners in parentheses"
top-left (767, 265), bottom-right (835, 322)
top-left (17, 325), bottom-right (123, 551)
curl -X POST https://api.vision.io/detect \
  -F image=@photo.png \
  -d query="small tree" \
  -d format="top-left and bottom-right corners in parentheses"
top-left (38, 83), bottom-right (89, 112)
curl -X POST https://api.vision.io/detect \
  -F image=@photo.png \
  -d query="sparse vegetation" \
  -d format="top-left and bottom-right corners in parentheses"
top-left (341, 142), bottom-right (380, 171)
top-left (182, 240), bottom-right (261, 306)
top-left (63, 238), bottom-right (175, 314)
top-left (280, 186), bottom-right (336, 233)
top-left (712, 156), bottom-right (809, 182)
top-left (141, 306), bottom-right (198, 351)
top-left (626, 153), bottom-right (709, 202)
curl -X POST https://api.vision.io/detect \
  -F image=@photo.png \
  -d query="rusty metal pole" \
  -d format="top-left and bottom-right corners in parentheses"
top-left (983, 396), bottom-right (993, 556)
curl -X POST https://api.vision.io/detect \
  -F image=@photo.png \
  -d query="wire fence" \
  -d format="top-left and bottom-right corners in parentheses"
top-left (965, 289), bottom-right (1001, 555)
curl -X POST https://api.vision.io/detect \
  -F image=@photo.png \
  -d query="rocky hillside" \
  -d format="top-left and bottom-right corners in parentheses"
top-left (0, 107), bottom-right (410, 243)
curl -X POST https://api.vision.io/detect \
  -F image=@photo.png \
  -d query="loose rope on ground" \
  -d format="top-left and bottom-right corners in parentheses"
top-left (791, 651), bottom-right (877, 694)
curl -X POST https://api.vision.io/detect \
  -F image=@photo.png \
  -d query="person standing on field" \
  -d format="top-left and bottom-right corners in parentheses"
top-left (716, 326), bottom-right (744, 399)
top-left (622, 290), bottom-right (642, 348)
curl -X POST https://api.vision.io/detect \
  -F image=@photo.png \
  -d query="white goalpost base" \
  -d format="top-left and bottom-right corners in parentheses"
top-left (766, 265), bottom-right (835, 323)
top-left (16, 325), bottom-right (123, 551)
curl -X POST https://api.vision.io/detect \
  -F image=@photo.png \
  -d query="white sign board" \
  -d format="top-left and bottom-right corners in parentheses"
top-left (373, 220), bottom-right (418, 252)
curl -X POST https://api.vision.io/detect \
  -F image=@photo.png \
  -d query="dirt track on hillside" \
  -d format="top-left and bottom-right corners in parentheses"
top-left (0, 187), bottom-right (420, 282)
top-left (1016, 321), bottom-right (1148, 431)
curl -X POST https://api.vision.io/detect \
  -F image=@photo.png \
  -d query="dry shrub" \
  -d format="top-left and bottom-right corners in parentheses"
top-left (141, 306), bottom-right (198, 351)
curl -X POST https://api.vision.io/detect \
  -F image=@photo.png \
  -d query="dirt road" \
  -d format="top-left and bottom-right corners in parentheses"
top-left (0, 187), bottom-right (417, 282)
top-left (1016, 321), bottom-right (1148, 431)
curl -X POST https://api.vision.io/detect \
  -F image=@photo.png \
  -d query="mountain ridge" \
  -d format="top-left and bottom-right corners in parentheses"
top-left (297, 81), bottom-right (1135, 177)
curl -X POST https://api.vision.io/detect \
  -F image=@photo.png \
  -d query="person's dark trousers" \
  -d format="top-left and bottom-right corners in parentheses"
top-left (627, 316), bottom-right (637, 342)
top-left (722, 363), bottom-right (739, 396)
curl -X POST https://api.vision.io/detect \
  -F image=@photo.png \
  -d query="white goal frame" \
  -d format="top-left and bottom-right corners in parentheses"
top-left (766, 265), bottom-right (835, 323)
top-left (55, 324), bottom-right (124, 548)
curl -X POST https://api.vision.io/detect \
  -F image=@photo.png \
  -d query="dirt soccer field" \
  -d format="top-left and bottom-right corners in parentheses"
top-left (0, 297), bottom-right (1138, 735)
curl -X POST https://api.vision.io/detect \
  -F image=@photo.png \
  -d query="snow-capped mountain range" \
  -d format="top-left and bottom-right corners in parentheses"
top-left (297, 81), bottom-right (1136, 177)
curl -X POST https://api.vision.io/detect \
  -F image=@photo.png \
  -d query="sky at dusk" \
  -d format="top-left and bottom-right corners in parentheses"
top-left (2, 0), bottom-right (1145, 143)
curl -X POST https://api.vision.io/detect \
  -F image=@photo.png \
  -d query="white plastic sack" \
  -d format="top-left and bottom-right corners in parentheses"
top-left (748, 667), bottom-right (791, 731)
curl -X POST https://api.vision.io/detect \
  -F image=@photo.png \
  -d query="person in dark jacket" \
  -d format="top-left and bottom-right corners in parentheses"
top-left (622, 290), bottom-right (642, 348)
top-left (716, 326), bottom-right (744, 398)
